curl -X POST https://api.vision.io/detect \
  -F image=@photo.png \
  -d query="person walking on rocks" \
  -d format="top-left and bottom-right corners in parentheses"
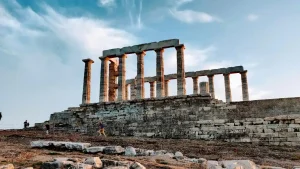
top-left (98, 121), bottom-right (106, 137)
top-left (45, 122), bottom-right (50, 135)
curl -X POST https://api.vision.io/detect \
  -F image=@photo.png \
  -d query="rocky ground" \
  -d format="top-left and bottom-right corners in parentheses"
top-left (0, 130), bottom-right (300, 168)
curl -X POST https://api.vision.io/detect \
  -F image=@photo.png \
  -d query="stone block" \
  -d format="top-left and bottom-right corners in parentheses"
top-left (0, 164), bottom-right (14, 169)
top-left (220, 160), bottom-right (257, 169)
top-left (278, 132), bottom-right (297, 137)
top-left (130, 162), bottom-right (146, 169)
top-left (103, 146), bottom-right (125, 155)
top-left (84, 157), bottom-right (102, 168)
top-left (125, 146), bottom-right (136, 156)
top-left (158, 39), bottom-right (179, 48)
top-left (103, 48), bottom-right (121, 57)
top-left (84, 146), bottom-right (105, 153)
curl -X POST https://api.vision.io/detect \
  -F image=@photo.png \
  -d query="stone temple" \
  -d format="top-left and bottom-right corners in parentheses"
top-left (36, 39), bottom-right (300, 146)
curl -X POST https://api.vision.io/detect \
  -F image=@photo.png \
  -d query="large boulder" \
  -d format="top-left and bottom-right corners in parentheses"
top-left (0, 164), bottom-right (14, 169)
top-left (174, 151), bottom-right (184, 159)
top-left (84, 157), bottom-right (102, 168)
top-left (125, 146), bottom-right (136, 156)
top-left (220, 160), bottom-right (258, 169)
top-left (103, 146), bottom-right (125, 155)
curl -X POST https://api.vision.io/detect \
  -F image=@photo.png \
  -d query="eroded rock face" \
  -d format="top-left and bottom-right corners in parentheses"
top-left (103, 146), bottom-right (125, 155)
top-left (31, 141), bottom-right (91, 151)
top-left (174, 151), bottom-right (184, 159)
top-left (84, 146), bottom-right (105, 153)
top-left (130, 162), bottom-right (146, 169)
top-left (84, 157), bottom-right (102, 168)
top-left (125, 146), bottom-right (136, 156)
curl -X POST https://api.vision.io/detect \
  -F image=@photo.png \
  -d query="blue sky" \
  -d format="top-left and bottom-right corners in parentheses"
top-left (1, 0), bottom-right (300, 129)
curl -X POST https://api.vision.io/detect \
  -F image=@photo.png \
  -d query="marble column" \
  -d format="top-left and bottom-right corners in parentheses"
top-left (99, 57), bottom-right (108, 102)
top-left (136, 51), bottom-right (146, 99)
top-left (208, 75), bottom-right (215, 99)
top-left (164, 80), bottom-right (169, 97)
top-left (223, 74), bottom-right (232, 103)
top-left (125, 84), bottom-right (129, 101)
top-left (108, 60), bottom-right (118, 102)
top-left (176, 45), bottom-right (186, 95)
top-left (82, 58), bottom-right (94, 104)
top-left (200, 82), bottom-right (209, 95)
top-left (192, 76), bottom-right (199, 94)
top-left (155, 48), bottom-right (165, 98)
top-left (117, 54), bottom-right (126, 101)
top-left (241, 71), bottom-right (249, 101)
top-left (150, 81), bottom-right (156, 98)
top-left (130, 81), bottom-right (136, 100)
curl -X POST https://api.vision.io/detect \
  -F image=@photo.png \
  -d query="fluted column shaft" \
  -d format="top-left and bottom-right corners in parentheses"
top-left (108, 61), bottom-right (118, 102)
top-left (125, 84), bottom-right (129, 101)
top-left (82, 58), bottom-right (94, 104)
top-left (224, 74), bottom-right (232, 103)
top-left (176, 45), bottom-right (186, 95)
top-left (164, 80), bottom-right (169, 97)
top-left (208, 75), bottom-right (215, 99)
top-left (192, 77), bottom-right (199, 94)
top-left (150, 81), bottom-right (156, 98)
top-left (99, 57), bottom-right (108, 102)
top-left (130, 81), bottom-right (136, 100)
top-left (136, 51), bottom-right (146, 99)
top-left (241, 71), bottom-right (249, 101)
top-left (155, 48), bottom-right (164, 98)
top-left (117, 54), bottom-right (126, 101)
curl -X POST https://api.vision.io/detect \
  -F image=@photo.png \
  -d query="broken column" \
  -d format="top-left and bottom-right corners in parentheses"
top-left (99, 57), bottom-right (108, 102)
top-left (149, 81), bottom-right (156, 98)
top-left (176, 45), bottom-right (186, 95)
top-left (117, 54), bottom-right (126, 101)
top-left (207, 75), bottom-right (215, 99)
top-left (241, 71), bottom-right (249, 101)
top-left (223, 73), bottom-right (232, 103)
top-left (108, 59), bottom-right (118, 102)
top-left (82, 58), bottom-right (94, 104)
top-left (192, 76), bottom-right (199, 94)
top-left (155, 48), bottom-right (165, 98)
top-left (199, 82), bottom-right (209, 96)
top-left (136, 51), bottom-right (146, 99)
top-left (164, 80), bottom-right (169, 97)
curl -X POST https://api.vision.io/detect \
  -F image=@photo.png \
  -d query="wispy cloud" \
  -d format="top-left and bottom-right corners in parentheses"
top-left (168, 0), bottom-right (221, 23)
top-left (97, 0), bottom-right (116, 8)
top-left (247, 14), bottom-right (259, 21)
top-left (122, 0), bottom-right (144, 30)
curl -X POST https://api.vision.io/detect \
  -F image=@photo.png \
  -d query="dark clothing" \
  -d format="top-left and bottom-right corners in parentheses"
top-left (0, 112), bottom-right (2, 121)
top-left (24, 121), bottom-right (27, 128)
top-left (99, 123), bottom-right (104, 129)
top-left (45, 124), bottom-right (50, 130)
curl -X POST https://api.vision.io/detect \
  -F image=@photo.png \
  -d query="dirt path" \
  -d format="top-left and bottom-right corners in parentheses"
top-left (0, 130), bottom-right (299, 168)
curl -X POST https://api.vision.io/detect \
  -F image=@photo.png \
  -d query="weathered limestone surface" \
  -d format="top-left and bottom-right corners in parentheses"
top-left (108, 60), bottom-right (118, 102)
top-left (192, 77), bottom-right (199, 94)
top-left (155, 48), bottom-right (164, 98)
top-left (241, 71), bottom-right (249, 101)
top-left (44, 97), bottom-right (300, 146)
top-left (82, 59), bottom-right (94, 104)
top-left (164, 80), bottom-right (169, 97)
top-left (224, 74), bottom-right (232, 103)
top-left (136, 52), bottom-right (146, 99)
top-left (200, 82), bottom-right (209, 95)
top-left (99, 57), bottom-right (108, 102)
top-left (208, 75), bottom-right (215, 99)
top-left (150, 81), bottom-right (156, 98)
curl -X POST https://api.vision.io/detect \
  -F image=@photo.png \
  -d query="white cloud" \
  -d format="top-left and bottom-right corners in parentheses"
top-left (97, 0), bottom-right (116, 8)
top-left (247, 14), bottom-right (259, 21)
top-left (169, 9), bottom-right (221, 23)
top-left (0, 1), bottom-right (137, 129)
top-left (122, 0), bottom-right (144, 30)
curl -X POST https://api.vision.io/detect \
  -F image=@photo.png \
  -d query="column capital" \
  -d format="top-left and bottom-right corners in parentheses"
top-left (154, 48), bottom-right (164, 53)
top-left (223, 73), bottom-right (231, 76)
top-left (207, 74), bottom-right (214, 78)
top-left (149, 81), bottom-right (156, 84)
top-left (136, 51), bottom-right (146, 56)
top-left (99, 56), bottom-right (109, 61)
top-left (192, 76), bottom-right (198, 80)
top-left (175, 44), bottom-right (185, 50)
top-left (82, 58), bottom-right (94, 63)
top-left (240, 70), bottom-right (248, 74)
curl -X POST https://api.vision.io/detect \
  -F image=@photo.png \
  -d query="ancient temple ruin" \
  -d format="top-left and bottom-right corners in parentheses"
top-left (36, 39), bottom-right (300, 147)
top-left (81, 39), bottom-right (249, 104)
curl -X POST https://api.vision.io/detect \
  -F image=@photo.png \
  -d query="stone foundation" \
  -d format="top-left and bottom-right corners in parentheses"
top-left (38, 96), bottom-right (300, 146)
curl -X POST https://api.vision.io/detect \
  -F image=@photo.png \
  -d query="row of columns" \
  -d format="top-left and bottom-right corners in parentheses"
top-left (81, 56), bottom-right (249, 104)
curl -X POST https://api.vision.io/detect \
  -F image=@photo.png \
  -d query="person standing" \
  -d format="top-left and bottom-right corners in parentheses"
top-left (0, 112), bottom-right (2, 121)
top-left (98, 121), bottom-right (106, 137)
top-left (24, 120), bottom-right (28, 129)
top-left (45, 122), bottom-right (50, 135)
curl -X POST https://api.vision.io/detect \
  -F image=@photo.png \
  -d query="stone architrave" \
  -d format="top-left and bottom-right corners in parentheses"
top-left (155, 48), bottom-right (165, 98)
top-left (176, 45), bottom-right (186, 95)
top-left (136, 51), bottom-right (146, 99)
top-left (241, 71), bottom-right (249, 101)
top-left (108, 60), bottom-right (118, 102)
top-left (117, 54), bottom-right (126, 101)
top-left (192, 76), bottom-right (199, 94)
top-left (164, 80), bottom-right (169, 97)
top-left (208, 75), bottom-right (215, 99)
top-left (223, 74), bottom-right (232, 103)
top-left (82, 58), bottom-right (94, 104)
top-left (99, 57), bottom-right (108, 102)
top-left (199, 82), bottom-right (209, 95)
top-left (149, 81), bottom-right (156, 98)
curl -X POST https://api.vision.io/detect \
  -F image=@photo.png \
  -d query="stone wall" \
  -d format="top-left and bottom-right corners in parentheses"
top-left (41, 96), bottom-right (300, 146)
